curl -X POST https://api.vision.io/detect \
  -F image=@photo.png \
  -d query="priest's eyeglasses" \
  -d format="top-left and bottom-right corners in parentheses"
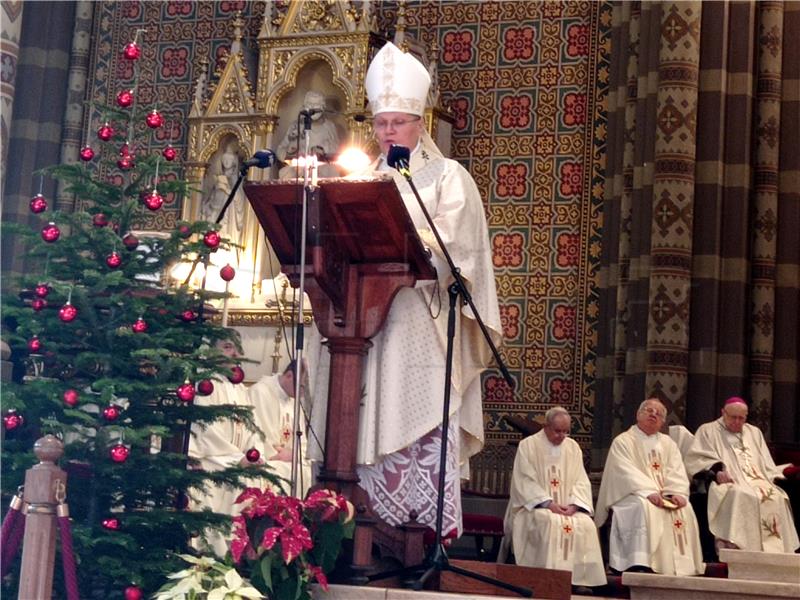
top-left (640, 407), bottom-right (665, 418)
top-left (373, 117), bottom-right (421, 131)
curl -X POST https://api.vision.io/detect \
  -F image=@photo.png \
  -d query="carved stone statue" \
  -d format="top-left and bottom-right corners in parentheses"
top-left (201, 140), bottom-right (246, 242)
top-left (276, 90), bottom-right (340, 179)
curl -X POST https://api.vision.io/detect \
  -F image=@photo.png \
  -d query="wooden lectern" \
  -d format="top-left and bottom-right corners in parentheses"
top-left (244, 176), bottom-right (436, 571)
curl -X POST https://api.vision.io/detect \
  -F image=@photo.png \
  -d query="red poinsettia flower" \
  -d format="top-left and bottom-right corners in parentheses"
top-left (305, 564), bottom-right (329, 590)
top-left (262, 520), bottom-right (313, 564)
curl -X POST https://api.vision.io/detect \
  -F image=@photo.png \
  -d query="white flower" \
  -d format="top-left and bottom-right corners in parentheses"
top-left (206, 567), bottom-right (264, 600)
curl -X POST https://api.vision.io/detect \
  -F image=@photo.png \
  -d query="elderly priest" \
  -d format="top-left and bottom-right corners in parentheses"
top-left (596, 398), bottom-right (704, 576)
top-left (502, 407), bottom-right (606, 587)
top-left (685, 396), bottom-right (799, 554)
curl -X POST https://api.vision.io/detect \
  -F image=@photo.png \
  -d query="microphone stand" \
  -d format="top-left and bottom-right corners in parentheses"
top-left (288, 112), bottom-right (316, 498)
top-left (367, 158), bottom-right (531, 597)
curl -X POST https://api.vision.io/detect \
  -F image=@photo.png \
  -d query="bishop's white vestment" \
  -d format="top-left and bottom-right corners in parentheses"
top-left (503, 431), bottom-right (606, 586)
top-left (309, 134), bottom-right (502, 535)
top-left (684, 418), bottom-right (799, 553)
top-left (247, 373), bottom-right (313, 498)
top-left (596, 426), bottom-right (704, 575)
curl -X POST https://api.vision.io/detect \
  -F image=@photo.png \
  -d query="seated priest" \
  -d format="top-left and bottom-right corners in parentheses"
top-left (684, 396), bottom-right (799, 554)
top-left (188, 337), bottom-right (264, 558)
top-left (247, 360), bottom-right (313, 498)
top-left (596, 398), bottom-right (705, 576)
top-left (502, 406), bottom-right (606, 588)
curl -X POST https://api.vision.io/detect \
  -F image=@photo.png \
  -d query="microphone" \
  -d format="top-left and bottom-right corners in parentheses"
top-left (241, 149), bottom-right (276, 171)
top-left (299, 108), bottom-right (324, 117)
top-left (387, 144), bottom-right (411, 176)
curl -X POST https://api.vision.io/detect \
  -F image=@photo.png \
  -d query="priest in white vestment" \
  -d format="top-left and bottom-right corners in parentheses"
top-left (247, 360), bottom-right (313, 498)
top-left (188, 338), bottom-right (264, 557)
top-left (596, 399), bottom-right (704, 576)
top-left (502, 407), bottom-right (606, 587)
top-left (684, 396), bottom-right (799, 553)
top-left (309, 42), bottom-right (502, 536)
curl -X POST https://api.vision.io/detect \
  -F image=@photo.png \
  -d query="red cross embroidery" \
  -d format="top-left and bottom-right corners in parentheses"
top-left (651, 461), bottom-right (661, 471)
top-left (563, 523), bottom-right (573, 534)
top-left (550, 478), bottom-right (560, 488)
top-left (673, 519), bottom-right (683, 530)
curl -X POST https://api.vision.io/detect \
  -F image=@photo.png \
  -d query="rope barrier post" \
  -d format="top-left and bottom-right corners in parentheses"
top-left (18, 435), bottom-right (66, 600)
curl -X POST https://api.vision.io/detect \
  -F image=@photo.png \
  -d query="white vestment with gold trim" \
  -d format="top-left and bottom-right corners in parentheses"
top-left (504, 431), bottom-right (606, 586)
top-left (685, 419), bottom-right (799, 552)
top-left (596, 426), bottom-right (704, 575)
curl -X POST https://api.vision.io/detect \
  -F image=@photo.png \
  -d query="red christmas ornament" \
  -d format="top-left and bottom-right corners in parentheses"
top-left (101, 517), bottom-right (120, 530)
top-left (59, 303), bottom-right (78, 322)
top-left (180, 309), bottom-right (197, 322)
top-left (116, 89), bottom-right (134, 108)
top-left (203, 230), bottom-right (221, 249)
top-left (131, 317), bottom-right (148, 333)
top-left (63, 389), bottom-right (79, 407)
top-left (27, 336), bottom-right (41, 352)
top-left (119, 143), bottom-right (130, 157)
top-left (31, 298), bottom-right (47, 312)
top-left (34, 284), bottom-right (50, 298)
top-left (109, 444), bottom-right (130, 463)
top-left (177, 223), bottom-right (192, 238)
top-left (97, 123), bottom-right (114, 141)
top-left (30, 194), bottom-right (48, 214)
top-left (124, 586), bottom-right (142, 600)
top-left (106, 252), bottom-right (122, 268)
top-left (176, 381), bottom-right (196, 403)
top-left (220, 264), bottom-right (235, 282)
top-left (102, 405), bottom-right (121, 422)
top-left (245, 447), bottom-right (261, 463)
top-left (93, 213), bottom-right (109, 227)
top-left (123, 41), bottom-right (141, 61)
top-left (145, 109), bottom-right (164, 129)
top-left (122, 233), bottom-right (139, 250)
top-left (143, 190), bottom-right (163, 211)
top-left (79, 145), bottom-right (95, 161)
top-left (41, 223), bottom-right (60, 243)
top-left (197, 379), bottom-right (214, 396)
top-left (228, 365), bottom-right (245, 384)
top-left (162, 145), bottom-right (177, 161)
top-left (3, 411), bottom-right (24, 432)
top-left (117, 155), bottom-right (134, 170)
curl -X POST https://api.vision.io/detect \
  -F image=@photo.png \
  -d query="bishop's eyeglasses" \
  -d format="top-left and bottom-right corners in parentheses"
top-left (373, 117), bottom-right (421, 131)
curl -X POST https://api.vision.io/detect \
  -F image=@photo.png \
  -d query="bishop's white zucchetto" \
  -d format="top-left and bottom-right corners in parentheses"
top-left (365, 42), bottom-right (430, 117)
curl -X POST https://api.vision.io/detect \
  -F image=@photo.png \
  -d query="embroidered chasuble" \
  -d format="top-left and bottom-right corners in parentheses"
top-left (685, 419), bottom-right (799, 552)
top-left (308, 134), bottom-right (502, 535)
top-left (596, 426), bottom-right (704, 575)
top-left (503, 431), bottom-right (605, 586)
top-left (247, 373), bottom-right (312, 498)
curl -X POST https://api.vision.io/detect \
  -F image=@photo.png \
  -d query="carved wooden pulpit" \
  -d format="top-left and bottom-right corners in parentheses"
top-left (244, 176), bottom-right (436, 571)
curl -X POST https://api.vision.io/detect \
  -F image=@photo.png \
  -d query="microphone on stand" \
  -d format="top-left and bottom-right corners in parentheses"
top-left (387, 144), bottom-right (411, 177)
top-left (240, 149), bottom-right (276, 173)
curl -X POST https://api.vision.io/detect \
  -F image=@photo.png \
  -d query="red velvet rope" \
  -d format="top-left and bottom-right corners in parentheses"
top-left (57, 514), bottom-right (80, 600)
top-left (0, 504), bottom-right (25, 577)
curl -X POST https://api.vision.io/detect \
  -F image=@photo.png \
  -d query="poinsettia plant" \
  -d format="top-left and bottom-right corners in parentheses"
top-left (231, 488), bottom-right (355, 600)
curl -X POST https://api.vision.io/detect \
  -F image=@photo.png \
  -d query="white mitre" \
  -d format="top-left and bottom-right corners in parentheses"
top-left (365, 42), bottom-right (430, 116)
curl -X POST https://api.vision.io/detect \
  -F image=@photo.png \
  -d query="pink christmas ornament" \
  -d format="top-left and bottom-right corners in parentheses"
top-left (79, 145), bottom-right (95, 161)
top-left (58, 303), bottom-right (78, 323)
top-left (41, 223), bottom-right (60, 242)
top-left (30, 194), bottom-right (48, 214)
top-left (106, 252), bottom-right (122, 269)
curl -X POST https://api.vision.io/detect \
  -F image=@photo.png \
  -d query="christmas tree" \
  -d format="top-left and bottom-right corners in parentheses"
top-left (1, 37), bottom-right (276, 599)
